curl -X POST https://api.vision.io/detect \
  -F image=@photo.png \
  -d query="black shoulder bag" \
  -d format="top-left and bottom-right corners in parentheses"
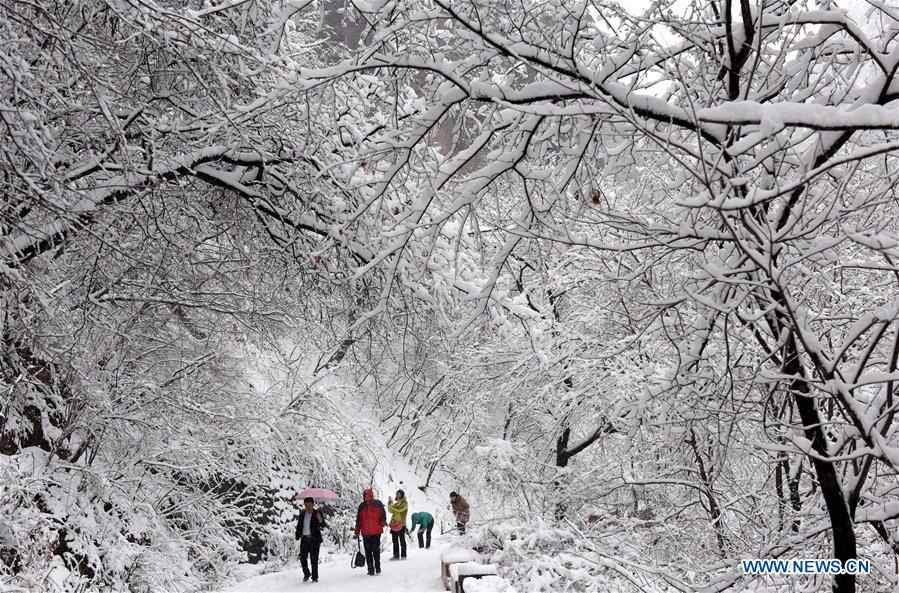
top-left (352, 534), bottom-right (366, 568)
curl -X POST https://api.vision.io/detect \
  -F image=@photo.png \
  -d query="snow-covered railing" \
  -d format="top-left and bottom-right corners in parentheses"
top-left (462, 574), bottom-right (516, 593)
top-left (448, 560), bottom-right (498, 593)
top-left (449, 562), bottom-right (499, 593)
top-left (440, 546), bottom-right (481, 590)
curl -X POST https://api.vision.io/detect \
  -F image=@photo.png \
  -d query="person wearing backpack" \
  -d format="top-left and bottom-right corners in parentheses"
top-left (408, 511), bottom-right (434, 549)
top-left (295, 497), bottom-right (327, 583)
top-left (354, 488), bottom-right (387, 576)
top-left (387, 489), bottom-right (409, 559)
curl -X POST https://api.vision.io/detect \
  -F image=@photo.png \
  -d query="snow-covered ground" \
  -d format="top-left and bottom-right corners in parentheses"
top-left (216, 539), bottom-right (447, 593)
top-left (208, 370), bottom-right (464, 593)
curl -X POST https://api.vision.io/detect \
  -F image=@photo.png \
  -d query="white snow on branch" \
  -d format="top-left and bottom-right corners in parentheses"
top-left (698, 101), bottom-right (899, 130)
top-left (0, 146), bottom-right (275, 261)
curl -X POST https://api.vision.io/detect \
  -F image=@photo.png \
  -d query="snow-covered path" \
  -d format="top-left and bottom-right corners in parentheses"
top-left (211, 370), bottom-right (459, 593)
top-left (218, 539), bottom-right (447, 593)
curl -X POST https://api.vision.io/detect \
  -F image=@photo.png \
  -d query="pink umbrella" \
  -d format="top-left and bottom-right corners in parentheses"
top-left (296, 487), bottom-right (339, 501)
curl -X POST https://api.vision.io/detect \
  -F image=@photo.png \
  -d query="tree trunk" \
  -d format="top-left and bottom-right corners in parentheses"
top-left (784, 333), bottom-right (856, 593)
top-left (554, 427), bottom-right (571, 521)
top-left (686, 428), bottom-right (727, 557)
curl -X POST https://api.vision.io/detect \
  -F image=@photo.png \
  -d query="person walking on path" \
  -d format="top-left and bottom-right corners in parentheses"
top-left (295, 497), bottom-right (327, 583)
top-left (449, 491), bottom-right (470, 535)
top-left (354, 488), bottom-right (387, 576)
top-left (387, 489), bottom-right (409, 559)
top-left (408, 511), bottom-right (434, 549)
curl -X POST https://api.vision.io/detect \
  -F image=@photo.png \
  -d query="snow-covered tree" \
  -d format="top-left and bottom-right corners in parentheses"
top-left (0, 1), bottom-right (383, 591)
top-left (300, 1), bottom-right (899, 591)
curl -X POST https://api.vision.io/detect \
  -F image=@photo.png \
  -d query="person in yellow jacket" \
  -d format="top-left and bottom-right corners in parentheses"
top-left (387, 489), bottom-right (409, 559)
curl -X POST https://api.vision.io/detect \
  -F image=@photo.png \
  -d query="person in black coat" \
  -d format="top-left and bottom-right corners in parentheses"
top-left (295, 497), bottom-right (327, 582)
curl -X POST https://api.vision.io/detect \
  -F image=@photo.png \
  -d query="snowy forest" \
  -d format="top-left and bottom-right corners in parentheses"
top-left (2, 0), bottom-right (899, 592)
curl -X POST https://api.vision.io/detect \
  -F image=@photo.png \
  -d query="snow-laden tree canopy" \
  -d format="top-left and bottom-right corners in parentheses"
top-left (3, 0), bottom-right (899, 592)
top-left (295, 1), bottom-right (899, 591)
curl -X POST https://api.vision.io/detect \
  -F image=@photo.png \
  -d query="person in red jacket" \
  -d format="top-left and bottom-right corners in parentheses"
top-left (354, 488), bottom-right (387, 576)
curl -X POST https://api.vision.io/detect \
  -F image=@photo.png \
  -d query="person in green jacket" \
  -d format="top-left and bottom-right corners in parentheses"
top-left (409, 511), bottom-right (434, 549)
top-left (387, 489), bottom-right (409, 559)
